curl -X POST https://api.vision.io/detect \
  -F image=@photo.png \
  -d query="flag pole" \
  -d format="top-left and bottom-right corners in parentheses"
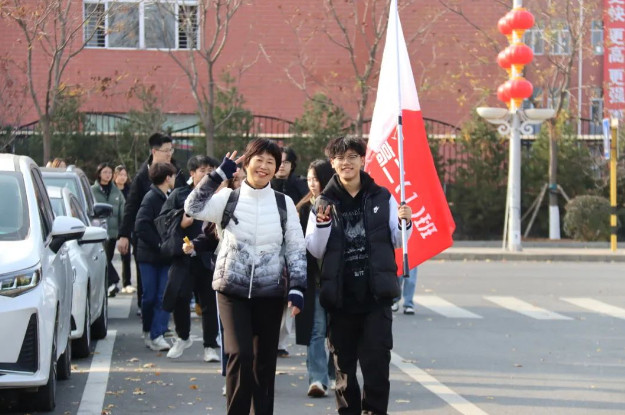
top-left (393, 0), bottom-right (409, 278)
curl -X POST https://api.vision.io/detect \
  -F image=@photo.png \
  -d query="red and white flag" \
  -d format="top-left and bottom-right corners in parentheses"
top-left (364, 0), bottom-right (455, 269)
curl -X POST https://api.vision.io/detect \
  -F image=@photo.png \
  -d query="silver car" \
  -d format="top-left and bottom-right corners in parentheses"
top-left (0, 154), bottom-right (85, 412)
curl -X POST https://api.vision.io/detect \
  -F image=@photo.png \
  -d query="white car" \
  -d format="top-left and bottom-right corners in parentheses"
top-left (47, 186), bottom-right (109, 358)
top-left (0, 154), bottom-right (86, 412)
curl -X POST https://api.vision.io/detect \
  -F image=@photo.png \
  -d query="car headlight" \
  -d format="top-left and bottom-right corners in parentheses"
top-left (0, 267), bottom-right (41, 297)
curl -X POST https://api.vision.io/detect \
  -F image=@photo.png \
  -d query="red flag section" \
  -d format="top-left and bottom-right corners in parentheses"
top-left (365, 110), bottom-right (455, 269)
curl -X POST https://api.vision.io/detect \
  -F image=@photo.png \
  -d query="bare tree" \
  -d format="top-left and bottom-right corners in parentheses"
top-left (0, 55), bottom-right (30, 152)
top-left (161, 0), bottom-right (246, 157)
top-left (1, 0), bottom-right (102, 163)
top-left (283, 0), bottom-right (445, 138)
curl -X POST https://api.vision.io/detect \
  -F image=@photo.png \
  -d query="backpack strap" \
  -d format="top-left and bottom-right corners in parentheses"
top-left (220, 187), bottom-right (240, 230)
top-left (273, 190), bottom-right (287, 240)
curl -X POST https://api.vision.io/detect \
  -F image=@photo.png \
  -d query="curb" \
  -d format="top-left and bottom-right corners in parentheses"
top-left (434, 250), bottom-right (625, 262)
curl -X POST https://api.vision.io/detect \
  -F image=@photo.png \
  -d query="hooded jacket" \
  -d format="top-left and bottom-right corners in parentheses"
top-left (134, 184), bottom-right (169, 264)
top-left (185, 175), bottom-right (307, 299)
top-left (305, 171), bottom-right (412, 311)
top-left (91, 181), bottom-right (125, 239)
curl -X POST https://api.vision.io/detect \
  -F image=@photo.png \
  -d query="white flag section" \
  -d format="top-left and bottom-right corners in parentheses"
top-left (367, 0), bottom-right (420, 154)
top-left (365, 0), bottom-right (455, 268)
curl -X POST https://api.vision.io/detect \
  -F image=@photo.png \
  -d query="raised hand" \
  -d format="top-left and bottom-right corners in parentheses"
top-left (316, 205), bottom-right (332, 223)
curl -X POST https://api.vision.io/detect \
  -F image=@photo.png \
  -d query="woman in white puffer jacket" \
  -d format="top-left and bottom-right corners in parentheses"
top-left (184, 138), bottom-right (307, 415)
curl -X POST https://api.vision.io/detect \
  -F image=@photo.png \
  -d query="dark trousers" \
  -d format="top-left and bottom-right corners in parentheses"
top-left (104, 239), bottom-right (120, 285)
top-left (120, 243), bottom-right (132, 287)
top-left (327, 306), bottom-right (393, 415)
top-left (172, 262), bottom-right (219, 348)
top-left (218, 293), bottom-right (284, 415)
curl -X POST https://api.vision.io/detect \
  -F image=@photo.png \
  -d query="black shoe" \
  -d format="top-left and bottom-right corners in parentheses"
top-left (107, 284), bottom-right (119, 298)
top-left (277, 349), bottom-right (290, 358)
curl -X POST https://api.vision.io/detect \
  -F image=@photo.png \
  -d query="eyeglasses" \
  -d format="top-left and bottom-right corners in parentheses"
top-left (281, 160), bottom-right (291, 166)
top-left (156, 147), bottom-right (175, 154)
top-left (333, 154), bottom-right (360, 163)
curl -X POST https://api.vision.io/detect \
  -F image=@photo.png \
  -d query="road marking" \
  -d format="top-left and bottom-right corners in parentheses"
top-left (484, 296), bottom-right (572, 320)
top-left (77, 330), bottom-right (117, 415)
top-left (414, 296), bottom-right (482, 319)
top-left (108, 295), bottom-right (132, 319)
top-left (561, 298), bottom-right (625, 320)
top-left (391, 352), bottom-right (488, 415)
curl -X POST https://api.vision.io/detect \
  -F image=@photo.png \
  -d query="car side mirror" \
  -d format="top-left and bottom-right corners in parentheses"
top-left (79, 226), bottom-right (108, 245)
top-left (93, 202), bottom-right (113, 219)
top-left (50, 216), bottom-right (86, 253)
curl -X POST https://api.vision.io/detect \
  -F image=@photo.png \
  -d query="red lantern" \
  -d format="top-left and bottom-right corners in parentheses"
top-left (507, 43), bottom-right (534, 66)
top-left (508, 8), bottom-right (534, 32)
top-left (498, 13), bottom-right (512, 36)
top-left (508, 77), bottom-right (533, 101)
top-left (497, 82), bottom-right (511, 103)
top-left (497, 48), bottom-right (512, 70)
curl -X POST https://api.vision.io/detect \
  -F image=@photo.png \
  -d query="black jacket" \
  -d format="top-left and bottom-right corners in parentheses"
top-left (118, 155), bottom-right (187, 239)
top-left (135, 185), bottom-right (169, 264)
top-left (271, 174), bottom-right (308, 205)
top-left (314, 172), bottom-right (401, 312)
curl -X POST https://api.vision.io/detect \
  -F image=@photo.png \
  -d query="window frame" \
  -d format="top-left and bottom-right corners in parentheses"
top-left (83, 0), bottom-right (200, 51)
top-left (591, 20), bottom-right (604, 55)
top-left (524, 27), bottom-right (544, 56)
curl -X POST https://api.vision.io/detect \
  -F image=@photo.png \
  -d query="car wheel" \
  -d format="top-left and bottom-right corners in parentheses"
top-left (91, 281), bottom-right (108, 340)
top-left (72, 294), bottom-right (91, 358)
top-left (34, 316), bottom-right (57, 411)
top-left (57, 331), bottom-right (71, 381)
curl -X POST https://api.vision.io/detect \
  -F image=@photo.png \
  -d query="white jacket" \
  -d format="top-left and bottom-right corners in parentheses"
top-left (185, 177), bottom-right (307, 299)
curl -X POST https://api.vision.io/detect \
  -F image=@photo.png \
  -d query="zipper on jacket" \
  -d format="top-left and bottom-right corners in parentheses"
top-left (248, 194), bottom-right (260, 298)
top-left (248, 262), bottom-right (255, 298)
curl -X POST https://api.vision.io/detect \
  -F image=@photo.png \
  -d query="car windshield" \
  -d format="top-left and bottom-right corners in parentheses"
top-left (0, 173), bottom-right (29, 241)
top-left (43, 176), bottom-right (79, 198)
top-left (49, 196), bottom-right (66, 218)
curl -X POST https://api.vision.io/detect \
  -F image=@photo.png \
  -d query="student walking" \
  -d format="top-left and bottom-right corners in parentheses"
top-left (185, 139), bottom-right (307, 415)
top-left (305, 137), bottom-right (413, 415)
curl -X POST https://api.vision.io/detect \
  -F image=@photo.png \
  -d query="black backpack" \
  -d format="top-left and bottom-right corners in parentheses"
top-left (220, 187), bottom-right (288, 241)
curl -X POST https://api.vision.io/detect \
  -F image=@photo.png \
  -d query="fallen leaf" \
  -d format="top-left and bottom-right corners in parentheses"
top-left (305, 403), bottom-right (315, 407)
top-left (514, 363), bottom-right (523, 368)
top-left (189, 377), bottom-right (197, 382)
top-left (127, 357), bottom-right (140, 362)
top-left (395, 399), bottom-right (410, 403)
top-left (189, 384), bottom-right (199, 390)
top-left (125, 377), bottom-right (141, 382)
top-left (143, 363), bottom-right (156, 368)
top-left (133, 388), bottom-right (146, 395)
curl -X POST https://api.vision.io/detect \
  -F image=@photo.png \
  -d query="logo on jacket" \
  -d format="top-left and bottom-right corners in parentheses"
top-left (373, 206), bottom-right (379, 213)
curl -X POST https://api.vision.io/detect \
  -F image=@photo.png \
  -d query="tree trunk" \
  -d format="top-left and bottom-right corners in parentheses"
top-left (41, 115), bottom-right (52, 165)
top-left (548, 123), bottom-right (560, 239)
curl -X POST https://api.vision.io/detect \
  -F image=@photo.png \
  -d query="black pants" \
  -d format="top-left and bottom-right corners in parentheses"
top-left (172, 262), bottom-right (219, 348)
top-left (120, 241), bottom-right (132, 287)
top-left (132, 241), bottom-right (142, 307)
top-left (218, 293), bottom-right (284, 415)
top-left (104, 239), bottom-right (120, 285)
top-left (327, 306), bottom-right (393, 415)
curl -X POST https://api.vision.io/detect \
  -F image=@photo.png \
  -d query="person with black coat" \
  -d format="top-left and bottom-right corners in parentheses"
top-left (159, 155), bottom-right (222, 362)
top-left (117, 133), bottom-right (187, 310)
top-left (294, 159), bottom-right (336, 398)
top-left (135, 162), bottom-right (177, 352)
top-left (305, 137), bottom-right (413, 415)
top-left (271, 146), bottom-right (308, 357)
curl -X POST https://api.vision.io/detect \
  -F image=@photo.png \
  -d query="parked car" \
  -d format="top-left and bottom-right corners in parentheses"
top-left (47, 186), bottom-right (110, 358)
top-left (0, 154), bottom-right (86, 411)
top-left (41, 166), bottom-right (112, 228)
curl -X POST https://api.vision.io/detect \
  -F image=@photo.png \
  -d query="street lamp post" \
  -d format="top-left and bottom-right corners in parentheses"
top-left (478, 0), bottom-right (555, 251)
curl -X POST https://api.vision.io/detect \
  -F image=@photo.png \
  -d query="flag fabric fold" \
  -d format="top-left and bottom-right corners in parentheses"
top-left (364, 0), bottom-right (455, 269)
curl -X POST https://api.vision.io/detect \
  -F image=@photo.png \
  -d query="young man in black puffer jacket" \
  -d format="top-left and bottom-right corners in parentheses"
top-left (305, 136), bottom-right (413, 415)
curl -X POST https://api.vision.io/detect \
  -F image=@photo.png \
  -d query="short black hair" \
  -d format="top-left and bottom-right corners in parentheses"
top-left (187, 155), bottom-right (217, 172)
top-left (243, 138), bottom-right (282, 173)
top-left (281, 147), bottom-right (298, 174)
top-left (148, 132), bottom-right (173, 149)
top-left (149, 162), bottom-right (176, 185)
top-left (324, 136), bottom-right (366, 159)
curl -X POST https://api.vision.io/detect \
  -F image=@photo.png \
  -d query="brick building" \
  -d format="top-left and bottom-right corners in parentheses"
top-left (0, 0), bottom-right (614, 135)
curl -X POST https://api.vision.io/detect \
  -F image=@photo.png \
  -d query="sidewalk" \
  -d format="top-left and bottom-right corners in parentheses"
top-left (434, 240), bottom-right (625, 262)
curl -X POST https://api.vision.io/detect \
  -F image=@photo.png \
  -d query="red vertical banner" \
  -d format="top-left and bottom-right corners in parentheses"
top-left (604, 0), bottom-right (625, 116)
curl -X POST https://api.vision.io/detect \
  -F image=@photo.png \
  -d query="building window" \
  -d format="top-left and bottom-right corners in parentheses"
top-left (548, 25), bottom-right (572, 55)
top-left (589, 96), bottom-right (604, 135)
top-left (84, 1), bottom-right (199, 50)
top-left (524, 27), bottom-right (544, 55)
top-left (591, 20), bottom-right (604, 55)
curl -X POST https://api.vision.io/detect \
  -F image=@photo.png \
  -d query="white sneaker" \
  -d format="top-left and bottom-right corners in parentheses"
top-left (125, 285), bottom-right (137, 293)
top-left (222, 384), bottom-right (226, 396)
top-left (167, 337), bottom-right (193, 359)
top-left (203, 347), bottom-right (220, 362)
top-left (330, 379), bottom-right (336, 390)
top-left (307, 381), bottom-right (328, 397)
top-left (143, 332), bottom-right (151, 348)
top-left (149, 335), bottom-right (171, 351)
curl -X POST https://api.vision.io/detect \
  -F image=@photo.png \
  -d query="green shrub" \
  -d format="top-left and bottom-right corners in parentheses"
top-left (563, 195), bottom-right (611, 241)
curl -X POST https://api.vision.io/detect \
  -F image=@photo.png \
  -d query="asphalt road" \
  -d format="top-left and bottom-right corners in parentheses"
top-left (1, 260), bottom-right (624, 414)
